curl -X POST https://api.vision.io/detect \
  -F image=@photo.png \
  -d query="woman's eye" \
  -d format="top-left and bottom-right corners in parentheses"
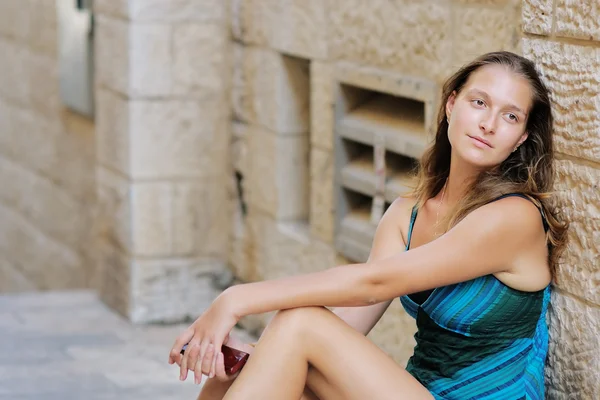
top-left (507, 113), bottom-right (518, 122)
top-left (472, 99), bottom-right (485, 107)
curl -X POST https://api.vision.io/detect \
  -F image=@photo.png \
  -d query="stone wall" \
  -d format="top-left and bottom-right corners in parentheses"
top-left (523, 1), bottom-right (600, 397)
top-left (0, 0), bottom-right (96, 292)
top-left (93, 0), bottom-right (232, 323)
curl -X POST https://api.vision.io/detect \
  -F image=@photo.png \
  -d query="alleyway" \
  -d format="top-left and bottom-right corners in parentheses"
top-left (0, 290), bottom-right (254, 399)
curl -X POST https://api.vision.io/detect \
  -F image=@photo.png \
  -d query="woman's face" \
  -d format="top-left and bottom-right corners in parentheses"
top-left (446, 64), bottom-right (532, 169)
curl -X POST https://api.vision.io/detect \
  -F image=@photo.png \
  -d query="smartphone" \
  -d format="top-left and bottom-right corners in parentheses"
top-left (180, 343), bottom-right (250, 375)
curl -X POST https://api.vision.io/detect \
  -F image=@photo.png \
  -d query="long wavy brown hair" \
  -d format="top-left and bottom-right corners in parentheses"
top-left (412, 51), bottom-right (568, 277)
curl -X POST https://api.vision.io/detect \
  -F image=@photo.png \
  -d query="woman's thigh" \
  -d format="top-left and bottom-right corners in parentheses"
top-left (273, 307), bottom-right (433, 400)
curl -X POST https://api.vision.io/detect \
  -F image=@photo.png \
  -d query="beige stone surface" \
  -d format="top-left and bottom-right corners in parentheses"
top-left (0, 39), bottom-right (31, 106)
top-left (0, 202), bottom-right (84, 290)
top-left (523, 39), bottom-right (600, 163)
top-left (96, 239), bottom-right (131, 318)
top-left (0, 257), bottom-right (37, 293)
top-left (129, 258), bottom-right (222, 323)
top-left (556, 0), bottom-right (600, 41)
top-left (554, 160), bottom-right (600, 305)
top-left (328, 0), bottom-right (453, 82)
top-left (0, 157), bottom-right (91, 251)
top-left (95, 15), bottom-right (130, 95)
top-left (246, 126), bottom-right (309, 221)
top-left (247, 209), bottom-right (335, 281)
top-left (233, 45), bottom-right (310, 134)
top-left (94, 0), bottom-right (129, 19)
top-left (95, 88), bottom-right (131, 175)
top-left (0, 0), bottom-right (32, 42)
top-left (231, 0), bottom-right (277, 46)
top-left (452, 4), bottom-right (521, 68)
top-left (172, 23), bottom-right (230, 97)
top-left (368, 299), bottom-right (417, 366)
top-left (310, 147), bottom-right (335, 245)
top-left (129, 23), bottom-right (173, 97)
top-left (129, 0), bottom-right (228, 22)
top-left (522, 0), bottom-right (553, 35)
top-left (129, 99), bottom-right (228, 179)
top-left (546, 292), bottom-right (600, 399)
top-left (271, 0), bottom-right (329, 60)
top-left (310, 61), bottom-right (335, 151)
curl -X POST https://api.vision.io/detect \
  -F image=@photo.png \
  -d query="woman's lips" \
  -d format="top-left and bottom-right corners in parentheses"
top-left (468, 135), bottom-right (493, 148)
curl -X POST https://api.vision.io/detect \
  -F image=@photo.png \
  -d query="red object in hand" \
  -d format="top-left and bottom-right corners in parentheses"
top-left (180, 343), bottom-right (250, 376)
top-left (221, 344), bottom-right (250, 375)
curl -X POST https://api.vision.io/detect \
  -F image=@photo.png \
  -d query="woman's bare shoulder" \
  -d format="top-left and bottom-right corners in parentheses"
top-left (384, 196), bottom-right (417, 241)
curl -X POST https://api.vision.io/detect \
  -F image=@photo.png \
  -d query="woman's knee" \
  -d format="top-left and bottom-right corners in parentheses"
top-left (269, 307), bottom-right (327, 331)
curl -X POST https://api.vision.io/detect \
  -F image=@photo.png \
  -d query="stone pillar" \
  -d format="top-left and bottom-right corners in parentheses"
top-left (523, 1), bottom-right (600, 397)
top-left (93, 0), bottom-right (231, 323)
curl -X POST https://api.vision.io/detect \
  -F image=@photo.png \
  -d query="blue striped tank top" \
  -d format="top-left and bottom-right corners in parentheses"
top-left (400, 193), bottom-right (550, 399)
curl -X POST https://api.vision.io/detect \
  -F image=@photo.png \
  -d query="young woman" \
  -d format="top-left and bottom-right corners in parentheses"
top-left (169, 51), bottom-right (568, 399)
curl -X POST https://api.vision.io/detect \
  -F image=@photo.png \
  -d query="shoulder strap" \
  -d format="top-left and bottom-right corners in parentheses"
top-left (406, 205), bottom-right (418, 250)
top-left (492, 193), bottom-right (549, 232)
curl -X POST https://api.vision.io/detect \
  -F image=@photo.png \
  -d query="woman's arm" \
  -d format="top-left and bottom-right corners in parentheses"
top-left (225, 196), bottom-right (547, 319)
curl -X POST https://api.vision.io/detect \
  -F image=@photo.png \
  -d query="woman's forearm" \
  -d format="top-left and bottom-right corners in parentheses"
top-left (224, 263), bottom-right (379, 319)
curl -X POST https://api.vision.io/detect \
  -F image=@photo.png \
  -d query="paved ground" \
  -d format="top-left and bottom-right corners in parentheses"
top-left (0, 290), bottom-right (255, 400)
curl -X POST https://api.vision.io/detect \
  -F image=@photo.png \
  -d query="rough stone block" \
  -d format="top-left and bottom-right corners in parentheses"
top-left (328, 0), bottom-right (452, 82)
top-left (129, 23), bottom-right (173, 97)
top-left (523, 39), bottom-right (600, 163)
top-left (233, 46), bottom-right (310, 134)
top-left (554, 160), bottom-right (600, 305)
top-left (453, 5), bottom-right (521, 68)
top-left (95, 15), bottom-right (129, 95)
top-left (169, 179), bottom-right (230, 258)
top-left (0, 39), bottom-right (31, 107)
top-left (93, 0), bottom-right (129, 18)
top-left (96, 239), bottom-right (131, 318)
top-left (0, 258), bottom-right (37, 293)
top-left (28, 51), bottom-right (60, 117)
top-left (129, 0), bottom-right (228, 22)
top-left (231, 122), bottom-right (249, 174)
top-left (310, 61), bottom-right (335, 151)
top-left (129, 258), bottom-right (222, 323)
top-left (0, 157), bottom-right (91, 251)
top-left (0, 0), bottom-right (32, 42)
top-left (231, 0), bottom-right (276, 46)
top-left (247, 209), bottom-right (335, 281)
top-left (310, 147), bottom-right (335, 244)
top-left (367, 299), bottom-right (417, 366)
top-left (271, 0), bottom-right (328, 59)
top-left (172, 23), bottom-right (230, 97)
top-left (556, 0), bottom-right (600, 41)
top-left (0, 202), bottom-right (83, 290)
top-left (522, 0), bottom-right (553, 35)
top-left (546, 292), bottom-right (600, 398)
top-left (28, 0), bottom-right (58, 56)
top-left (246, 127), bottom-right (309, 221)
top-left (95, 88), bottom-right (131, 175)
top-left (129, 98), bottom-right (228, 179)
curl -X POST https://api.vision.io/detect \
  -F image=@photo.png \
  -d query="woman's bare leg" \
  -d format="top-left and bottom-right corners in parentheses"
top-left (197, 368), bottom-right (323, 400)
top-left (223, 307), bottom-right (433, 400)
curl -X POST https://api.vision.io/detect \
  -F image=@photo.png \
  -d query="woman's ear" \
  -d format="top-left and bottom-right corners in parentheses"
top-left (446, 91), bottom-right (457, 121)
top-left (518, 132), bottom-right (529, 147)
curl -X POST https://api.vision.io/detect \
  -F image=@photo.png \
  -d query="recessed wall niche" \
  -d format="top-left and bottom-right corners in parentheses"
top-left (333, 64), bottom-right (438, 263)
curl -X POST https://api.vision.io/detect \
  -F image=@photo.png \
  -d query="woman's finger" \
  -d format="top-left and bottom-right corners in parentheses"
top-left (197, 338), bottom-right (213, 383)
top-left (181, 341), bottom-right (200, 381)
top-left (196, 344), bottom-right (214, 383)
top-left (168, 329), bottom-right (194, 365)
top-left (210, 338), bottom-right (225, 378)
top-left (215, 351), bottom-right (230, 382)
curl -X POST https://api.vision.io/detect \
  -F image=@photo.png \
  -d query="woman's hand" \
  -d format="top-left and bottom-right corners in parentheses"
top-left (168, 291), bottom-right (240, 384)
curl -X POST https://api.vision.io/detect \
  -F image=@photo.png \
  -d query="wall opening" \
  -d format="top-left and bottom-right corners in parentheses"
top-left (334, 82), bottom-right (425, 262)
